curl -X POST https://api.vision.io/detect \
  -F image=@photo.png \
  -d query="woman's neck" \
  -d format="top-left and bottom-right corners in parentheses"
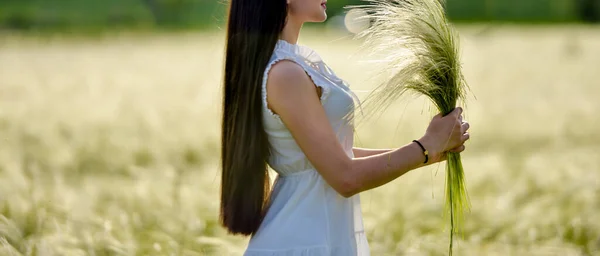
top-left (280, 18), bottom-right (303, 45)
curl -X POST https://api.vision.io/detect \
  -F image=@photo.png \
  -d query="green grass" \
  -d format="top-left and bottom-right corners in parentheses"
top-left (0, 26), bottom-right (600, 255)
top-left (0, 0), bottom-right (227, 33)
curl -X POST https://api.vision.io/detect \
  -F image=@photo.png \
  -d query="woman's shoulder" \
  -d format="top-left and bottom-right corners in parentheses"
top-left (267, 60), bottom-right (310, 86)
top-left (261, 41), bottom-right (333, 114)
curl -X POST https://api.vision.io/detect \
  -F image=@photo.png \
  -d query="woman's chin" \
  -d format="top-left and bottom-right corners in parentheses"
top-left (322, 12), bottom-right (328, 21)
top-left (305, 11), bottom-right (328, 23)
top-left (314, 14), bottom-right (328, 23)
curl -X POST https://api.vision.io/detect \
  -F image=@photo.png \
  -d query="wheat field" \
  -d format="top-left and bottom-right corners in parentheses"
top-left (0, 25), bottom-right (599, 256)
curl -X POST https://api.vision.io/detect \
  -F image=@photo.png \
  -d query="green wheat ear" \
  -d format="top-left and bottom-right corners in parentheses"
top-left (347, 0), bottom-right (471, 255)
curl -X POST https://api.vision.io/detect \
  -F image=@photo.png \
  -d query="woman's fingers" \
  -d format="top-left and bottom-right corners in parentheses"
top-left (452, 107), bottom-right (463, 117)
top-left (461, 121), bottom-right (470, 133)
top-left (462, 132), bottom-right (470, 142)
top-left (443, 110), bottom-right (469, 155)
top-left (449, 144), bottom-right (466, 153)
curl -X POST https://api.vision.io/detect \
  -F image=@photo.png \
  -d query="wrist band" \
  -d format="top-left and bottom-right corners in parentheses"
top-left (412, 140), bottom-right (429, 164)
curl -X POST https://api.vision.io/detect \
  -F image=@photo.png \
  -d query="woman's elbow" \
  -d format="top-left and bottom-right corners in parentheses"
top-left (320, 160), bottom-right (361, 198)
top-left (338, 188), bottom-right (357, 198)
top-left (335, 171), bottom-right (361, 198)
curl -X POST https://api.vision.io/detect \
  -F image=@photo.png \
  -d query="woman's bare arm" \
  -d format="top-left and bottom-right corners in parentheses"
top-left (352, 148), bottom-right (392, 158)
top-left (266, 60), bottom-right (468, 198)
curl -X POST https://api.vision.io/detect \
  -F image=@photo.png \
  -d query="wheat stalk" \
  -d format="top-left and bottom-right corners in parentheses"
top-left (347, 0), bottom-right (471, 254)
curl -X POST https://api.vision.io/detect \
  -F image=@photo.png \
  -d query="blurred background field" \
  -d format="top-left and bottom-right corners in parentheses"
top-left (0, 0), bottom-right (599, 32)
top-left (1, 0), bottom-right (600, 256)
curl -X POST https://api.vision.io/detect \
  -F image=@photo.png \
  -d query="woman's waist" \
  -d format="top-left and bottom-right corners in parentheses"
top-left (267, 155), bottom-right (318, 176)
top-left (275, 168), bottom-right (317, 177)
top-left (267, 150), bottom-right (353, 176)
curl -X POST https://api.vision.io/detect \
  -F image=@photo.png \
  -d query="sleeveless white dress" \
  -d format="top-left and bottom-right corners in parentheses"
top-left (243, 40), bottom-right (370, 256)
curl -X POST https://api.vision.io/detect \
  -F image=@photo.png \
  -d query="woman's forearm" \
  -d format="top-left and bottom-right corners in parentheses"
top-left (347, 140), bottom-right (437, 196)
top-left (352, 147), bottom-right (392, 157)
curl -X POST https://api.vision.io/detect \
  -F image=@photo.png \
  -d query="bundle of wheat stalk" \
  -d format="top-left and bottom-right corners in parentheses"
top-left (348, 0), bottom-right (471, 254)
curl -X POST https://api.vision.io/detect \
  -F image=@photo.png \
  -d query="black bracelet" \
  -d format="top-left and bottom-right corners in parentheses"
top-left (413, 140), bottom-right (429, 164)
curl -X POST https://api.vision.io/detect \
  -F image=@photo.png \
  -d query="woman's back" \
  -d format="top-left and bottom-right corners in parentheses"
top-left (243, 40), bottom-right (370, 256)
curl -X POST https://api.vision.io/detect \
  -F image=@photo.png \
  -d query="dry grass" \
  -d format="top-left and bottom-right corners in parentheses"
top-left (1, 25), bottom-right (600, 255)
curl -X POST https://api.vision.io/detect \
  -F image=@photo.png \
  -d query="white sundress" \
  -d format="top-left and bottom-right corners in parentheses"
top-left (243, 40), bottom-right (370, 256)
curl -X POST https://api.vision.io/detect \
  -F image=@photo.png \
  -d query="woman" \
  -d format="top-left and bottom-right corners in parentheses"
top-left (220, 0), bottom-right (471, 255)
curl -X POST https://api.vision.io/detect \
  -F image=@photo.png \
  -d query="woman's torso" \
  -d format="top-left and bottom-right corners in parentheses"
top-left (243, 40), bottom-right (370, 256)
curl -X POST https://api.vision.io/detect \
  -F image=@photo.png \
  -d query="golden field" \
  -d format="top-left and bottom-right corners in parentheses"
top-left (0, 25), bottom-right (599, 255)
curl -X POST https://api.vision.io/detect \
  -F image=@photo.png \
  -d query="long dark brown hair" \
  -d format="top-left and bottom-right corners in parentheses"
top-left (220, 0), bottom-right (287, 235)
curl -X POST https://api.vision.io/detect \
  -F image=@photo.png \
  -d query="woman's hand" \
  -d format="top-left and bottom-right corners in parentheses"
top-left (418, 107), bottom-right (470, 163)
